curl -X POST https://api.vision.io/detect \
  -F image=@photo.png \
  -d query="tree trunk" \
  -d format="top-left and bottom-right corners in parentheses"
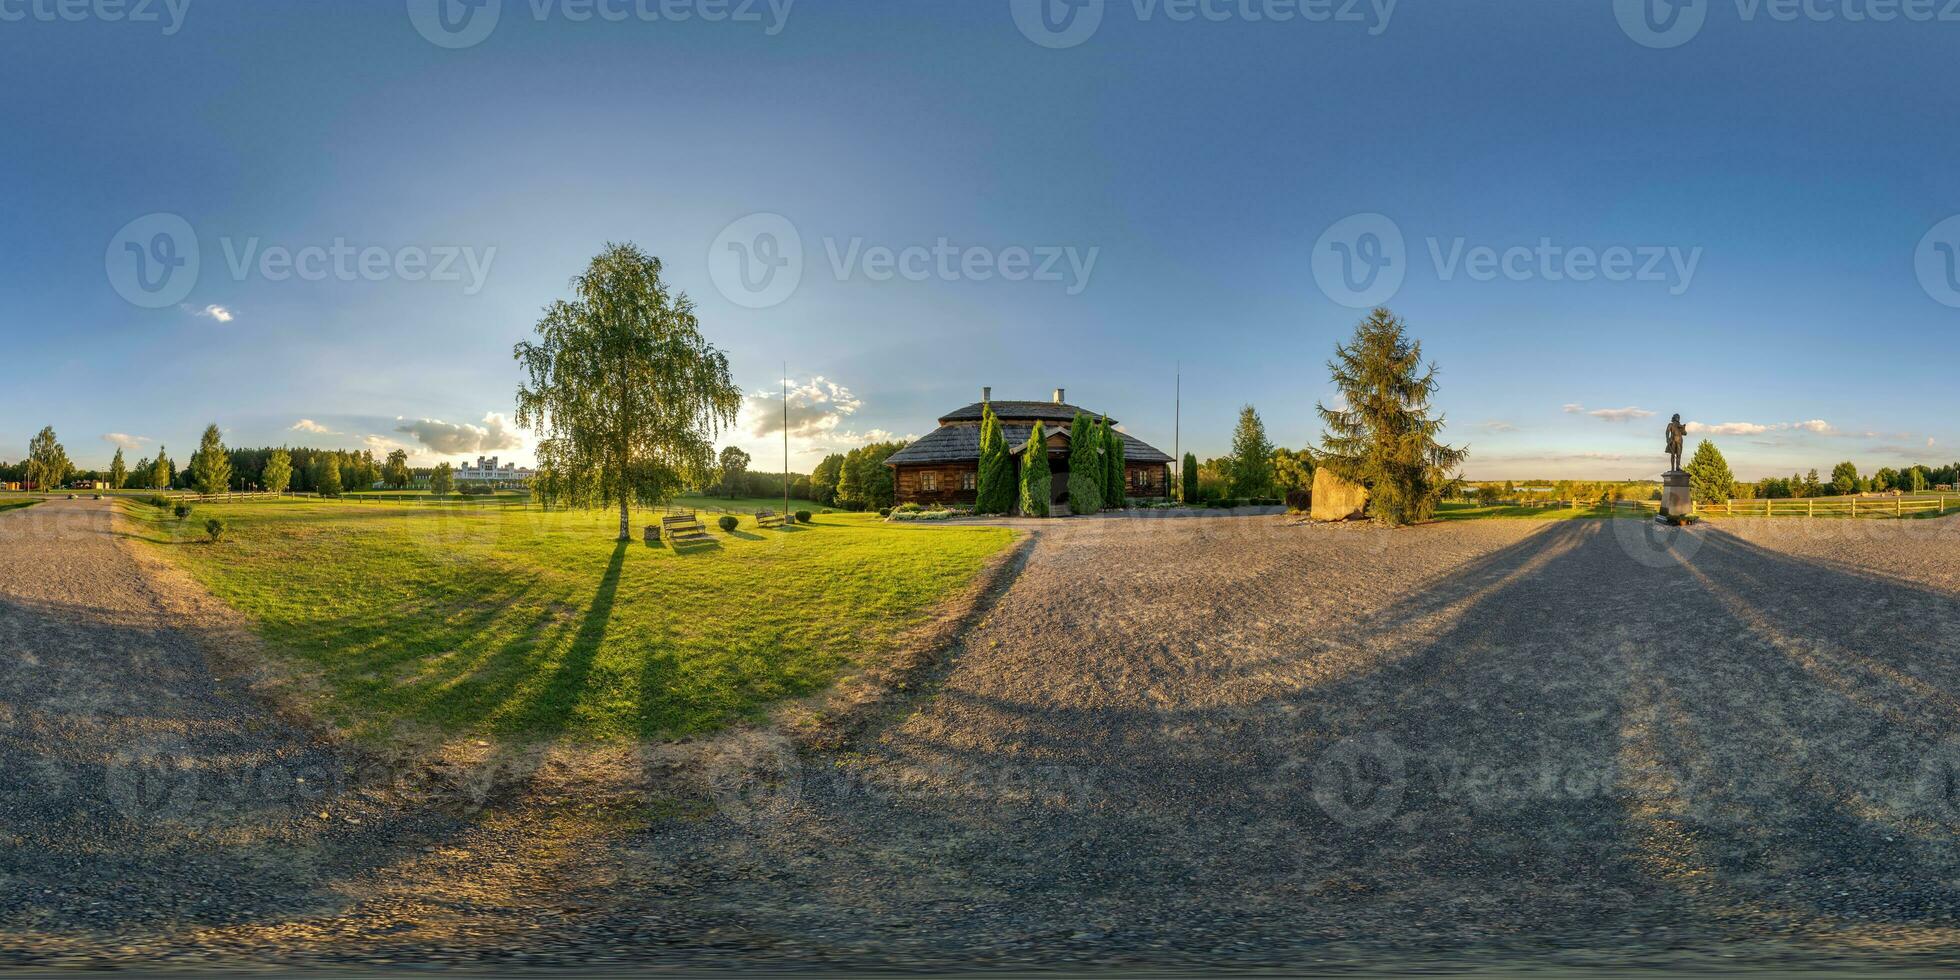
top-left (618, 496), bottom-right (630, 542)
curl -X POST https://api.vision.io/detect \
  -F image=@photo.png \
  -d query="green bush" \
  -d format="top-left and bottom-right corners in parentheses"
top-left (173, 502), bottom-right (192, 520)
top-left (717, 514), bottom-right (738, 532)
top-left (842, 500), bottom-right (867, 512)
top-left (794, 510), bottom-right (812, 524)
top-left (895, 502), bottom-right (924, 513)
top-left (204, 517), bottom-right (226, 542)
top-left (877, 507), bottom-right (891, 518)
top-left (148, 495), bottom-right (171, 509)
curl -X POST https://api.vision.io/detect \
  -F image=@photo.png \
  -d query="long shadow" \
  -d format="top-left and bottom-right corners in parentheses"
top-left (498, 540), bottom-right (627, 735)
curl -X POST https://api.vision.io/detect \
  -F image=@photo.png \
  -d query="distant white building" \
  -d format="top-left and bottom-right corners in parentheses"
top-left (455, 455), bottom-right (534, 484)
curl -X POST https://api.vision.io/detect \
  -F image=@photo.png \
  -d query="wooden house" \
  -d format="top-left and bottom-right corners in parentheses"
top-left (884, 388), bottom-right (1174, 507)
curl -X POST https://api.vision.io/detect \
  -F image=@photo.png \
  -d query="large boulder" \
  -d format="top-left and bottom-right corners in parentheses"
top-left (1310, 468), bottom-right (1369, 521)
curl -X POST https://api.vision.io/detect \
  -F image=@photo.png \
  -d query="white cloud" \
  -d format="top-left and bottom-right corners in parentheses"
top-left (394, 412), bottom-right (523, 455)
top-left (183, 303), bottom-right (234, 323)
top-left (1686, 421), bottom-right (1770, 436)
top-left (1792, 419), bottom-right (1835, 434)
top-left (101, 433), bottom-right (149, 450)
top-left (1587, 406), bottom-right (1655, 423)
top-left (291, 419), bottom-right (336, 434)
top-left (1561, 403), bottom-right (1585, 414)
top-left (1478, 421), bottom-right (1519, 433)
top-left (744, 377), bottom-right (865, 440)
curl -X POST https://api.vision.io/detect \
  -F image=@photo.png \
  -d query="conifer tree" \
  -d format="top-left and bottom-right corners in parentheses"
top-left (109, 448), bottom-right (127, 490)
top-left (1685, 440), bottom-right (1734, 503)
top-left (1182, 452), bottom-right (1199, 504)
top-left (975, 404), bottom-right (1014, 514)
top-left (1316, 308), bottom-right (1467, 525)
top-left (1101, 416), bottom-right (1125, 508)
top-left (262, 449), bottom-right (294, 495)
top-left (1019, 425), bottom-right (1051, 517)
top-left (1066, 411), bottom-right (1102, 514)
top-left (1228, 405), bottom-right (1276, 499)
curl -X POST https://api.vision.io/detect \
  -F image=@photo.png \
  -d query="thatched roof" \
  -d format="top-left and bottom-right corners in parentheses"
top-left (885, 422), bottom-right (1173, 467)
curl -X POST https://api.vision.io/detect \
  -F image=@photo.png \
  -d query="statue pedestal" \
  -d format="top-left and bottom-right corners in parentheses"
top-left (1660, 469), bottom-right (1691, 518)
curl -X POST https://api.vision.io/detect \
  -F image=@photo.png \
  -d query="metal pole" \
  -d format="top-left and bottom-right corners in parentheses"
top-left (783, 362), bottom-right (790, 521)
top-left (1173, 361), bottom-right (1181, 502)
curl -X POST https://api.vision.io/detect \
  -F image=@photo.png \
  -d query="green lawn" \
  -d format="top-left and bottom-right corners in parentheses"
top-left (1435, 501), bottom-right (1645, 521)
top-left (122, 497), bottom-right (1012, 742)
top-left (0, 498), bottom-right (36, 514)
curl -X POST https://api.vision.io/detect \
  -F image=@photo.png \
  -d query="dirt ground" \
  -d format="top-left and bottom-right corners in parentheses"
top-left (4, 497), bottom-right (1960, 971)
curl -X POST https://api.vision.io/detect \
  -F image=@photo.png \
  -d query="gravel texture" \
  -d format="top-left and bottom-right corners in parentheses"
top-left (4, 499), bottom-right (1960, 971)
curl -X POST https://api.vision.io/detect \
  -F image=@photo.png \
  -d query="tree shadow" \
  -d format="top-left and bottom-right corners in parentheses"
top-left (497, 540), bottom-right (628, 735)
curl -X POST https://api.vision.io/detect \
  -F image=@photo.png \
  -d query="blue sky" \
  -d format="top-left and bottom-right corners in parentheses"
top-left (3, 0), bottom-right (1958, 480)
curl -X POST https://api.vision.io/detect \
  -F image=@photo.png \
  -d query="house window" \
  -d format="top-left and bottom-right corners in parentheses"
top-left (961, 471), bottom-right (976, 491)
top-left (1131, 468), bottom-right (1146, 489)
top-left (920, 472), bottom-right (938, 492)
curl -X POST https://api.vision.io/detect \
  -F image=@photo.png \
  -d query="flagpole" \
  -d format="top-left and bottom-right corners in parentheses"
top-left (1174, 360), bottom-right (1181, 501)
top-left (783, 362), bottom-right (790, 521)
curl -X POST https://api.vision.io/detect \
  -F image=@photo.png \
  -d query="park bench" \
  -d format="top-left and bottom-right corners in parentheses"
top-left (755, 508), bottom-right (785, 529)
top-left (659, 510), bottom-right (713, 546)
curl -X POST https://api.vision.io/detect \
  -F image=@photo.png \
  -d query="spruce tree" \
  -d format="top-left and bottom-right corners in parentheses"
top-left (975, 404), bottom-right (1013, 514)
top-left (1316, 308), bottom-right (1467, 525)
top-left (1182, 453), bottom-right (1199, 504)
top-left (1101, 417), bottom-right (1125, 508)
top-left (1685, 440), bottom-right (1734, 503)
top-left (1228, 405), bottom-right (1276, 499)
top-left (109, 448), bottom-right (127, 490)
top-left (1019, 425), bottom-right (1051, 517)
top-left (1066, 411), bottom-right (1102, 514)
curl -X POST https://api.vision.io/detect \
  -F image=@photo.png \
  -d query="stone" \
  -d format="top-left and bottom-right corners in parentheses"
top-left (1310, 468), bottom-right (1369, 521)
top-left (1660, 469), bottom-right (1691, 518)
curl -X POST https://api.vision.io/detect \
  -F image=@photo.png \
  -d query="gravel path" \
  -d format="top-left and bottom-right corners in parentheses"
top-left (5, 501), bottom-right (1960, 970)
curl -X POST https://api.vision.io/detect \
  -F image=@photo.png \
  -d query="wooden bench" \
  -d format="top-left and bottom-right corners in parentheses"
top-left (754, 508), bottom-right (785, 529)
top-left (659, 510), bottom-right (713, 546)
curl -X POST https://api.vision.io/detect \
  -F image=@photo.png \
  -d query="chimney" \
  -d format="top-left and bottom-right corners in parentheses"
top-left (1053, 387), bottom-right (1065, 404)
top-left (982, 386), bottom-right (992, 403)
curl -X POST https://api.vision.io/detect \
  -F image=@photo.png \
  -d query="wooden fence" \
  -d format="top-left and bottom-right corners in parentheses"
top-left (1692, 495), bottom-right (1951, 518)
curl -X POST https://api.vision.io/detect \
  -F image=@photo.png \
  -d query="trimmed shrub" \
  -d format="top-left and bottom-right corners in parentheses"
top-left (1066, 411), bottom-right (1102, 514)
top-left (1101, 417), bottom-right (1125, 510)
top-left (149, 495), bottom-right (171, 509)
top-left (975, 404), bottom-right (1015, 515)
top-left (204, 517), bottom-right (225, 542)
top-left (717, 514), bottom-right (739, 532)
top-left (173, 502), bottom-right (193, 520)
top-left (877, 507), bottom-right (891, 518)
top-left (794, 510), bottom-right (812, 523)
top-left (1285, 489), bottom-right (1311, 512)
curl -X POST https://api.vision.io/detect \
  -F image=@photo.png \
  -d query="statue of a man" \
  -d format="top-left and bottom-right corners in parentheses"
top-left (1665, 414), bottom-right (1687, 472)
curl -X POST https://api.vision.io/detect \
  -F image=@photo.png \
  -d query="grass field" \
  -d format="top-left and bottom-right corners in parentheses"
top-left (121, 496), bottom-right (1013, 742)
top-left (0, 498), bottom-right (37, 514)
top-left (1435, 501), bottom-right (1642, 521)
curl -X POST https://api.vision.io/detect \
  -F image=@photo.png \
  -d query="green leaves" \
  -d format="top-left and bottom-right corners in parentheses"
top-left (1315, 308), bottom-right (1466, 525)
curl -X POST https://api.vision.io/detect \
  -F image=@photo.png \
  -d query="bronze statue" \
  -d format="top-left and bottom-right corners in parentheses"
top-left (1665, 414), bottom-right (1687, 472)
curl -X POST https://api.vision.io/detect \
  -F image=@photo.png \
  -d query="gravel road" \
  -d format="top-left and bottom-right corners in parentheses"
top-left (5, 499), bottom-right (1960, 970)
